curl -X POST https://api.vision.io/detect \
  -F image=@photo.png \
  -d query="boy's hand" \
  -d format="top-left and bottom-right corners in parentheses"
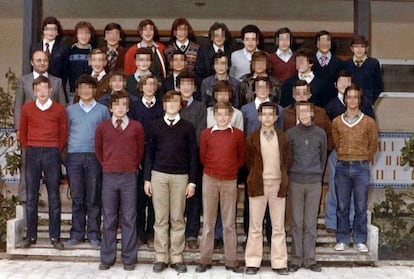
top-left (144, 181), bottom-right (152, 197)
top-left (185, 184), bottom-right (195, 199)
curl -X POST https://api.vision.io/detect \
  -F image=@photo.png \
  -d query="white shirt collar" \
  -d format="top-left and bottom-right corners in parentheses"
top-left (176, 39), bottom-right (189, 50)
top-left (338, 92), bottom-right (345, 105)
top-left (33, 71), bottom-right (48, 79)
top-left (243, 48), bottom-right (257, 61)
top-left (141, 96), bottom-right (156, 107)
top-left (298, 71), bottom-right (315, 84)
top-left (79, 99), bottom-right (97, 113)
top-left (213, 43), bottom-right (224, 53)
top-left (134, 70), bottom-right (151, 82)
top-left (211, 124), bottom-right (233, 133)
top-left (111, 115), bottom-right (129, 130)
top-left (92, 70), bottom-right (106, 81)
top-left (164, 114), bottom-right (180, 126)
top-left (35, 98), bottom-right (53, 111)
top-left (276, 48), bottom-right (293, 62)
top-left (43, 39), bottom-right (55, 52)
top-left (254, 97), bottom-right (270, 109)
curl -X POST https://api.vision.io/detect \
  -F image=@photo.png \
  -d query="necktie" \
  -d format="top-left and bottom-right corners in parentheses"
top-left (107, 49), bottom-right (117, 71)
top-left (182, 100), bottom-right (188, 108)
top-left (45, 43), bottom-right (50, 55)
top-left (356, 60), bottom-right (363, 67)
top-left (92, 72), bottom-right (99, 79)
top-left (263, 130), bottom-right (275, 141)
top-left (168, 119), bottom-right (175, 127)
top-left (116, 119), bottom-right (123, 132)
top-left (320, 55), bottom-right (327, 67)
top-left (180, 44), bottom-right (186, 52)
top-left (300, 73), bottom-right (310, 80)
top-left (145, 101), bottom-right (153, 108)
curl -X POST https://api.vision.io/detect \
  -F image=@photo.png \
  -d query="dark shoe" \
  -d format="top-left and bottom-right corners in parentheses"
top-left (214, 238), bottom-right (223, 250)
top-left (326, 228), bottom-right (336, 234)
top-left (170, 262), bottom-right (187, 273)
top-left (225, 265), bottom-right (244, 273)
top-left (273, 268), bottom-right (289, 275)
top-left (89, 239), bottom-right (100, 248)
top-left (245, 267), bottom-right (259, 275)
top-left (195, 264), bottom-right (212, 273)
top-left (51, 238), bottom-right (64, 250)
top-left (186, 239), bottom-right (198, 250)
top-left (98, 262), bottom-right (111, 270)
top-left (152, 262), bottom-right (168, 273)
top-left (123, 264), bottom-right (135, 271)
top-left (307, 263), bottom-right (322, 272)
top-left (288, 264), bottom-right (300, 272)
top-left (21, 238), bottom-right (36, 248)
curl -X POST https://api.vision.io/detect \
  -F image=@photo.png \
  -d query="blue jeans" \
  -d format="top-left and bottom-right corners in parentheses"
top-left (325, 150), bottom-right (354, 230)
top-left (25, 146), bottom-right (61, 240)
top-left (335, 160), bottom-right (370, 244)
top-left (66, 152), bottom-right (102, 241)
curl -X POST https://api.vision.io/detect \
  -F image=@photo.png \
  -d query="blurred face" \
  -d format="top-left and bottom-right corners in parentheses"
top-left (76, 83), bottom-right (95, 103)
top-left (110, 97), bottom-right (129, 118)
top-left (178, 78), bottom-right (195, 99)
top-left (345, 89), bottom-right (360, 110)
top-left (252, 58), bottom-right (267, 75)
top-left (33, 82), bottom-right (51, 104)
top-left (135, 54), bottom-right (152, 72)
top-left (296, 104), bottom-right (313, 126)
top-left (243, 32), bottom-right (258, 53)
top-left (214, 57), bottom-right (228, 75)
top-left (259, 107), bottom-right (278, 128)
top-left (336, 76), bottom-right (352, 94)
top-left (212, 28), bottom-right (225, 47)
top-left (296, 56), bottom-right (312, 74)
top-left (31, 51), bottom-right (49, 74)
top-left (277, 33), bottom-right (291, 52)
top-left (214, 108), bottom-right (232, 129)
top-left (175, 24), bottom-right (188, 43)
top-left (350, 44), bottom-right (368, 60)
top-left (89, 53), bottom-right (107, 73)
top-left (171, 54), bottom-right (186, 72)
top-left (142, 78), bottom-right (157, 98)
top-left (76, 27), bottom-right (91, 47)
top-left (104, 28), bottom-right (121, 48)
top-left (255, 80), bottom-right (270, 101)
top-left (164, 95), bottom-right (181, 116)
top-left (293, 85), bottom-right (311, 102)
top-left (43, 24), bottom-right (58, 42)
top-left (110, 75), bottom-right (125, 91)
top-left (316, 35), bottom-right (331, 54)
top-left (215, 91), bottom-right (230, 103)
top-left (140, 24), bottom-right (154, 44)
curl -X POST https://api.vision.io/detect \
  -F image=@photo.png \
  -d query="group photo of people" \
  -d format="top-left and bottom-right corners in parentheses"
top-left (14, 15), bottom-right (380, 275)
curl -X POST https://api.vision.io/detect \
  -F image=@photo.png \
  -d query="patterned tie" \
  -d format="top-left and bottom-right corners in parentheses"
top-left (320, 55), bottom-right (327, 67)
top-left (263, 130), bottom-right (275, 141)
top-left (181, 100), bottom-right (188, 108)
top-left (45, 42), bottom-right (50, 55)
top-left (168, 119), bottom-right (175, 127)
top-left (145, 101), bottom-right (153, 108)
top-left (180, 44), bottom-right (186, 52)
top-left (116, 119), bottom-right (123, 132)
top-left (107, 49), bottom-right (117, 71)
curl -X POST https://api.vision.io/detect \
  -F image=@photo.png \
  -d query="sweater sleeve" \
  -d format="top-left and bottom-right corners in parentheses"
top-left (58, 106), bottom-right (68, 151)
top-left (136, 122), bottom-right (145, 166)
top-left (236, 131), bottom-right (246, 169)
top-left (188, 124), bottom-right (199, 185)
top-left (94, 124), bottom-right (104, 164)
top-left (18, 105), bottom-right (28, 148)
top-left (199, 129), bottom-right (208, 166)
top-left (320, 129), bottom-right (328, 170)
top-left (143, 126), bottom-right (155, 181)
top-left (332, 117), bottom-right (340, 150)
top-left (367, 119), bottom-right (379, 162)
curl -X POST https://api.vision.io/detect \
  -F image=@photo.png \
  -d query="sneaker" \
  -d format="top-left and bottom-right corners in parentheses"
top-left (334, 242), bottom-right (348, 251)
top-left (354, 243), bottom-right (369, 253)
top-left (90, 239), bottom-right (101, 248)
top-left (65, 239), bottom-right (82, 247)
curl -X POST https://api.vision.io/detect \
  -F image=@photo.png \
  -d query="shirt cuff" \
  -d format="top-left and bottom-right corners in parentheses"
top-left (188, 182), bottom-right (196, 188)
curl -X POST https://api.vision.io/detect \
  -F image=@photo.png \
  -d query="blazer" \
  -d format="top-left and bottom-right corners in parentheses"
top-left (245, 128), bottom-right (291, 197)
top-left (101, 46), bottom-right (127, 73)
top-left (14, 73), bottom-right (67, 129)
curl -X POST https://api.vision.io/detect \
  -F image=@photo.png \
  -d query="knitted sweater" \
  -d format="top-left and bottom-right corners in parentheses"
top-left (287, 124), bottom-right (327, 183)
top-left (68, 44), bottom-right (92, 92)
top-left (67, 102), bottom-right (110, 153)
top-left (180, 100), bottom-right (207, 145)
top-left (269, 53), bottom-right (296, 86)
top-left (95, 119), bottom-right (145, 173)
top-left (164, 41), bottom-right (200, 74)
top-left (332, 113), bottom-right (378, 161)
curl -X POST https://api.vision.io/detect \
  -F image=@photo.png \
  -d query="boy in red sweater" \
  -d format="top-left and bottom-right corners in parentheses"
top-left (95, 90), bottom-right (145, 271)
top-left (197, 102), bottom-right (245, 273)
top-left (19, 76), bottom-right (67, 250)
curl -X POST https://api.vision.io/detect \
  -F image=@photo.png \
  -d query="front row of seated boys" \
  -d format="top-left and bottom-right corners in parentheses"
top-left (18, 72), bottom-right (377, 274)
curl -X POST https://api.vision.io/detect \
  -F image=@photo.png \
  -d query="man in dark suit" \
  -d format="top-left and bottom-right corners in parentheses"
top-left (14, 50), bottom-right (67, 204)
top-left (30, 16), bottom-right (69, 100)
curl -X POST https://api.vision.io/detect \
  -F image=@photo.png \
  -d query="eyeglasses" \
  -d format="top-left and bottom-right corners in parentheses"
top-left (32, 59), bottom-right (48, 63)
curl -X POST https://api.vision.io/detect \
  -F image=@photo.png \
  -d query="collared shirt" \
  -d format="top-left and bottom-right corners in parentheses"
top-left (316, 51), bottom-right (332, 66)
top-left (163, 114), bottom-right (180, 126)
top-left (183, 96), bottom-right (194, 107)
top-left (92, 70), bottom-right (106, 82)
top-left (211, 124), bottom-right (233, 133)
top-left (337, 92), bottom-right (345, 105)
top-left (43, 39), bottom-right (55, 53)
top-left (213, 43), bottom-right (224, 53)
top-left (176, 39), bottom-right (189, 51)
top-left (276, 48), bottom-right (293, 63)
top-left (79, 99), bottom-right (97, 113)
top-left (343, 110), bottom-right (363, 125)
top-left (254, 97), bottom-right (270, 109)
top-left (134, 70), bottom-right (151, 82)
top-left (107, 47), bottom-right (118, 56)
top-left (36, 98), bottom-right (53, 111)
top-left (353, 55), bottom-right (367, 66)
top-left (173, 73), bottom-right (179, 91)
top-left (142, 96), bottom-right (156, 108)
top-left (33, 71), bottom-right (48, 79)
top-left (243, 48), bottom-right (256, 62)
top-left (111, 115), bottom-right (129, 130)
top-left (298, 71), bottom-right (315, 84)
